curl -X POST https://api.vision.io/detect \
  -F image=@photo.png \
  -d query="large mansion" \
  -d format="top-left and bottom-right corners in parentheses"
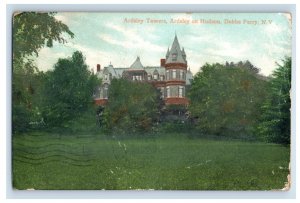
top-left (94, 34), bottom-right (193, 106)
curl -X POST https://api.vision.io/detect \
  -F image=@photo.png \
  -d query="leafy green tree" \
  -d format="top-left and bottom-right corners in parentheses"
top-left (42, 51), bottom-right (99, 127)
top-left (103, 79), bottom-right (160, 134)
top-left (257, 57), bottom-right (291, 144)
top-left (13, 12), bottom-right (74, 59)
top-left (12, 12), bottom-right (74, 133)
top-left (188, 62), bottom-right (268, 138)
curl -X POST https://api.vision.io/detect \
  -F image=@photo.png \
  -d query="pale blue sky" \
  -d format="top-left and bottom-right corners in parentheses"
top-left (35, 12), bottom-right (292, 76)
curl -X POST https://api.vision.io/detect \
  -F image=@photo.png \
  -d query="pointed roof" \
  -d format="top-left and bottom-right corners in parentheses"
top-left (166, 34), bottom-right (186, 64)
top-left (166, 47), bottom-right (170, 58)
top-left (182, 47), bottom-right (186, 56)
top-left (153, 68), bottom-right (159, 75)
top-left (129, 56), bottom-right (144, 70)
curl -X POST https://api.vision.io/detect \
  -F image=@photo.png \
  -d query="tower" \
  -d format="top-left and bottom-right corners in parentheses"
top-left (164, 34), bottom-right (189, 105)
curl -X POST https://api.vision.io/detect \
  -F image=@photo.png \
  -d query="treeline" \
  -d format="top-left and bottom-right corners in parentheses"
top-left (12, 12), bottom-right (99, 134)
top-left (12, 12), bottom-right (291, 144)
top-left (188, 59), bottom-right (291, 144)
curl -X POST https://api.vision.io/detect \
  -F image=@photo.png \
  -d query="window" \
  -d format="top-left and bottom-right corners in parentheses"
top-left (167, 87), bottom-right (170, 98)
top-left (154, 74), bottom-right (158, 80)
top-left (180, 70), bottom-right (183, 80)
top-left (104, 74), bottom-right (108, 80)
top-left (179, 86), bottom-right (183, 97)
top-left (172, 70), bottom-right (176, 79)
top-left (166, 70), bottom-right (169, 80)
top-left (148, 75), bottom-right (151, 80)
top-left (160, 75), bottom-right (164, 81)
top-left (104, 87), bottom-right (108, 99)
top-left (172, 53), bottom-right (177, 61)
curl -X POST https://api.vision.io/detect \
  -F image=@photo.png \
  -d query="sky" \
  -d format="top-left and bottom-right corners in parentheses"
top-left (34, 12), bottom-right (292, 76)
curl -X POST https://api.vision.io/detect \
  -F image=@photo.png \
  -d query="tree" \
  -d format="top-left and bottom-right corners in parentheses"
top-left (257, 57), bottom-right (291, 144)
top-left (12, 12), bottom-right (74, 133)
top-left (103, 79), bottom-right (160, 134)
top-left (188, 62), bottom-right (268, 138)
top-left (13, 12), bottom-right (74, 60)
top-left (43, 51), bottom-right (99, 127)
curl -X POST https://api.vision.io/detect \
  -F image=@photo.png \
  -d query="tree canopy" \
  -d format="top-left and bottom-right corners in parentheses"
top-left (188, 61), bottom-right (269, 138)
top-left (12, 12), bottom-right (74, 133)
top-left (102, 79), bottom-right (160, 134)
top-left (257, 57), bottom-right (291, 144)
top-left (13, 12), bottom-right (74, 60)
top-left (43, 51), bottom-right (99, 127)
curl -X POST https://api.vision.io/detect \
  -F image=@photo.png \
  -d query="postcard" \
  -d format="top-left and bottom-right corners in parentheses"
top-left (12, 12), bottom-right (291, 190)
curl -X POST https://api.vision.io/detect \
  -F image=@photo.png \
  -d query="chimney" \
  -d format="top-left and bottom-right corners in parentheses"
top-left (160, 58), bottom-right (166, 67)
top-left (96, 64), bottom-right (101, 72)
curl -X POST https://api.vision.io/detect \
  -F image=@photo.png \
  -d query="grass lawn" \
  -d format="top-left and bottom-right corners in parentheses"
top-left (12, 132), bottom-right (290, 190)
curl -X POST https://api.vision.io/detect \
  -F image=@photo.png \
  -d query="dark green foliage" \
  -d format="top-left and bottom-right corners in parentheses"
top-left (43, 51), bottom-right (100, 128)
top-left (12, 12), bottom-right (74, 134)
top-left (13, 12), bottom-right (74, 59)
top-left (188, 62), bottom-right (268, 138)
top-left (257, 57), bottom-right (291, 144)
top-left (62, 105), bottom-right (101, 134)
top-left (12, 104), bottom-right (31, 133)
top-left (12, 65), bottom-right (47, 133)
top-left (103, 79), bottom-right (160, 134)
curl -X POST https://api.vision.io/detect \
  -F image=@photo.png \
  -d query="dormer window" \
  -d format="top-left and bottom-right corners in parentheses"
top-left (172, 53), bottom-right (177, 61)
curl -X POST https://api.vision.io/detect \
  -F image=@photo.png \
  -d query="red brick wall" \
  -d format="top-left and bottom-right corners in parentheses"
top-left (165, 80), bottom-right (186, 86)
top-left (165, 97), bottom-right (189, 105)
top-left (94, 99), bottom-right (108, 106)
top-left (160, 58), bottom-right (166, 67)
top-left (165, 63), bottom-right (187, 69)
top-left (151, 81), bottom-right (166, 88)
top-left (97, 64), bottom-right (101, 72)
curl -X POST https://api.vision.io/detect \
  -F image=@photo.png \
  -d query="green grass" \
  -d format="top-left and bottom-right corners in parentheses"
top-left (12, 132), bottom-right (290, 190)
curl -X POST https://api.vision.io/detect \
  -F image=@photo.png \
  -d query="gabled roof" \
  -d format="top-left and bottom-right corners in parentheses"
top-left (144, 66), bottom-right (165, 75)
top-left (165, 34), bottom-right (186, 64)
top-left (129, 56), bottom-right (144, 70)
top-left (153, 69), bottom-right (159, 75)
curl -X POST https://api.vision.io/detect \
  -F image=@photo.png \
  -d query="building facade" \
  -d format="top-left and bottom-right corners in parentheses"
top-left (94, 34), bottom-right (193, 106)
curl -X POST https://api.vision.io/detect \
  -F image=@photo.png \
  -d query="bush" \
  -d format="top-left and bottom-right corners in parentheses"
top-left (12, 104), bottom-right (31, 134)
top-left (188, 62), bottom-right (268, 139)
top-left (102, 79), bottom-right (160, 135)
